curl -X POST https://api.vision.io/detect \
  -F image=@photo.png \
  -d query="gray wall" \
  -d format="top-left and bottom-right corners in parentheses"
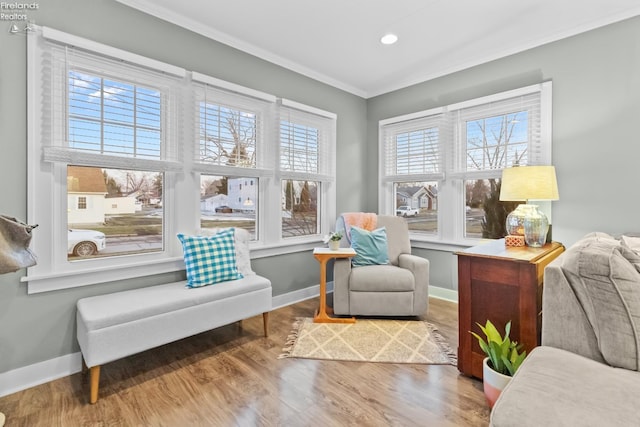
top-left (367, 15), bottom-right (640, 291)
top-left (0, 0), bottom-right (367, 373)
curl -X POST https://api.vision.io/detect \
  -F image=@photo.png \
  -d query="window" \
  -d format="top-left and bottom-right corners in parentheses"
top-left (394, 181), bottom-right (438, 234)
top-left (200, 175), bottom-right (257, 238)
top-left (379, 83), bottom-right (552, 245)
top-left (26, 27), bottom-right (337, 293)
top-left (67, 166), bottom-right (164, 260)
top-left (77, 197), bottom-right (87, 210)
top-left (279, 100), bottom-right (336, 239)
top-left (191, 73), bottom-right (273, 244)
top-left (68, 70), bottom-right (162, 158)
top-left (380, 111), bottom-right (444, 235)
top-left (27, 27), bottom-right (184, 293)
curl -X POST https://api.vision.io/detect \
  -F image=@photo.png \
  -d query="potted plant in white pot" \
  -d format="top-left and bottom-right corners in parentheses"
top-left (470, 320), bottom-right (527, 408)
top-left (323, 231), bottom-right (343, 250)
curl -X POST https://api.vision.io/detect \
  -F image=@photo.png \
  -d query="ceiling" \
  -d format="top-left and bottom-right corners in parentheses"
top-left (116, 0), bottom-right (640, 98)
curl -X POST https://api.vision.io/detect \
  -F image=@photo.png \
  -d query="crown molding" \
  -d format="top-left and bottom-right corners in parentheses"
top-left (116, 0), bottom-right (640, 99)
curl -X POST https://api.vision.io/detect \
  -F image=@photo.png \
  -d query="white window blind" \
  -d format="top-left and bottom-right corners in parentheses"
top-left (380, 111), bottom-right (445, 183)
top-left (191, 72), bottom-right (275, 177)
top-left (38, 30), bottom-right (184, 172)
top-left (448, 86), bottom-right (548, 180)
top-left (278, 100), bottom-right (336, 182)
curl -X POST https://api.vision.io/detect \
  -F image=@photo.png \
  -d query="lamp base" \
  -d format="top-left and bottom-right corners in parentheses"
top-left (505, 204), bottom-right (538, 237)
top-left (505, 204), bottom-right (549, 247)
top-left (523, 205), bottom-right (549, 247)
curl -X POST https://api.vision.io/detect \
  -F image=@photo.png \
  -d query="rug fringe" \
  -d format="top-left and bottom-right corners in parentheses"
top-left (278, 317), bottom-right (305, 359)
top-left (427, 323), bottom-right (458, 365)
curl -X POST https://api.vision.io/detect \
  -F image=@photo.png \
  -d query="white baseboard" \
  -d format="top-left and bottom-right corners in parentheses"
top-left (429, 286), bottom-right (459, 303)
top-left (271, 281), bottom-right (333, 310)
top-left (271, 284), bottom-right (319, 310)
top-left (0, 351), bottom-right (83, 398)
top-left (0, 282), bottom-right (455, 398)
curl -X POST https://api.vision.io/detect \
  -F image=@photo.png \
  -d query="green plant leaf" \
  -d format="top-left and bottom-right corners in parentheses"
top-left (470, 319), bottom-right (527, 376)
top-left (470, 332), bottom-right (490, 356)
top-left (484, 320), bottom-right (503, 344)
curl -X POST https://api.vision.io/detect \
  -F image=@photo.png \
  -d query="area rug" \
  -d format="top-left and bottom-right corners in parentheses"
top-left (279, 317), bottom-right (457, 365)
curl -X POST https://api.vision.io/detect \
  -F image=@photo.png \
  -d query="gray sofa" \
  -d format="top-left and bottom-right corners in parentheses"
top-left (490, 232), bottom-right (640, 426)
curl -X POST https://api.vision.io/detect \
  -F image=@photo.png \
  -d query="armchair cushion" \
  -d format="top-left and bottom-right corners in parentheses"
top-left (350, 226), bottom-right (389, 267)
top-left (349, 264), bottom-right (414, 292)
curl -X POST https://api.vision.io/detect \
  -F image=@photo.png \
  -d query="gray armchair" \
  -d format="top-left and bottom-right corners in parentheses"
top-left (332, 215), bottom-right (429, 316)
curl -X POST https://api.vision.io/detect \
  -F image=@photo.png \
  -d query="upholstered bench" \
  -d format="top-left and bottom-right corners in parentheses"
top-left (76, 228), bottom-right (271, 404)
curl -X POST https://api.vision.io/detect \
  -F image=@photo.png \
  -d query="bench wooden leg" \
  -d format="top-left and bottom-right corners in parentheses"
top-left (263, 312), bottom-right (269, 337)
top-left (89, 365), bottom-right (101, 404)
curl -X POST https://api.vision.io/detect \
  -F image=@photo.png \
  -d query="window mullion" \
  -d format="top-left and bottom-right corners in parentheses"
top-left (133, 84), bottom-right (138, 158)
top-left (100, 78), bottom-right (105, 154)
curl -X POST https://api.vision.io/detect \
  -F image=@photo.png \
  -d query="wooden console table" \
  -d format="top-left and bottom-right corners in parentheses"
top-left (312, 247), bottom-right (357, 323)
top-left (456, 239), bottom-right (564, 379)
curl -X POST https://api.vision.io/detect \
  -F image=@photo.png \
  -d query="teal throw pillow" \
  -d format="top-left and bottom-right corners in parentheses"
top-left (350, 226), bottom-right (389, 267)
top-left (177, 228), bottom-right (243, 288)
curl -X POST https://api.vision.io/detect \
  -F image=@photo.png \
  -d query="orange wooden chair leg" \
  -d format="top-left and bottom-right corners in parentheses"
top-left (89, 365), bottom-right (101, 404)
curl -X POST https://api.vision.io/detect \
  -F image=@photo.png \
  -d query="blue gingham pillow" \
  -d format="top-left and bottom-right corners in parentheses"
top-left (177, 229), bottom-right (243, 288)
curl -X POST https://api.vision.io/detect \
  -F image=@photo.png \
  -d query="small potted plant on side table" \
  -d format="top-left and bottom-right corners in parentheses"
top-left (470, 320), bottom-right (527, 408)
top-left (323, 231), bottom-right (343, 250)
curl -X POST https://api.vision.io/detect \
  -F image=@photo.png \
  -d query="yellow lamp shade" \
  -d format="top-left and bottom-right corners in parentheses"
top-left (499, 165), bottom-right (559, 201)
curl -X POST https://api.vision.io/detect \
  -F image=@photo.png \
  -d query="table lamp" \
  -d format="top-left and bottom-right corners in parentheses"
top-left (499, 165), bottom-right (559, 247)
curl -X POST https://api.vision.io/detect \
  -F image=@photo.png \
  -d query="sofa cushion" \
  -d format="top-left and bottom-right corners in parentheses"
top-left (560, 234), bottom-right (640, 371)
top-left (491, 346), bottom-right (640, 427)
top-left (349, 264), bottom-right (415, 292)
top-left (621, 234), bottom-right (640, 253)
top-left (350, 226), bottom-right (390, 267)
top-left (178, 229), bottom-right (243, 288)
top-left (77, 275), bottom-right (271, 331)
top-left (620, 238), bottom-right (640, 274)
top-left (198, 227), bottom-right (255, 277)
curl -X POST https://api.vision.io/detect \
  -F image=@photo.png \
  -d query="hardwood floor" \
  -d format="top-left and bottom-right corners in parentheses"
top-left (0, 297), bottom-right (490, 426)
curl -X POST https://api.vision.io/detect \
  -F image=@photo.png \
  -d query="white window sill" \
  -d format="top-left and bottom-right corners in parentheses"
top-left (22, 239), bottom-right (324, 294)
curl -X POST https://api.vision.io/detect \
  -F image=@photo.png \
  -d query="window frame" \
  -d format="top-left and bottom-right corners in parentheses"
top-left (277, 99), bottom-right (337, 242)
top-left (378, 82), bottom-right (553, 248)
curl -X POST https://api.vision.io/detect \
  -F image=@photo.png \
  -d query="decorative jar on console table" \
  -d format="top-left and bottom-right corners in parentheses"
top-left (456, 238), bottom-right (564, 379)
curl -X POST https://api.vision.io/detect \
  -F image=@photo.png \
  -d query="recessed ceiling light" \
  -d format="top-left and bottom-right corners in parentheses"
top-left (380, 34), bottom-right (398, 45)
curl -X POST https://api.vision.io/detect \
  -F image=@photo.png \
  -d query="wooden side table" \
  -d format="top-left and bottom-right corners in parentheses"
top-left (456, 239), bottom-right (564, 379)
top-left (312, 247), bottom-right (357, 323)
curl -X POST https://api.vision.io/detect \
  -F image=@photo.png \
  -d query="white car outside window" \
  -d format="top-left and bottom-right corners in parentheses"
top-left (396, 206), bottom-right (419, 217)
top-left (68, 229), bottom-right (107, 257)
